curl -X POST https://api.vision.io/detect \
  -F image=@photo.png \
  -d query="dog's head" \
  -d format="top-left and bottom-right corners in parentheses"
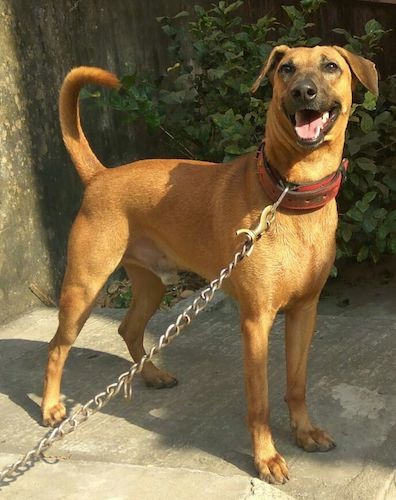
top-left (252, 45), bottom-right (378, 149)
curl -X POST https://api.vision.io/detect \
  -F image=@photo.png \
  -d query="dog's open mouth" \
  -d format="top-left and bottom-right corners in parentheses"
top-left (290, 105), bottom-right (340, 148)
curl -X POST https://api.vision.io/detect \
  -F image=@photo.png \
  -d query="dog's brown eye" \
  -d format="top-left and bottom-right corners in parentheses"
top-left (279, 63), bottom-right (295, 75)
top-left (324, 62), bottom-right (339, 73)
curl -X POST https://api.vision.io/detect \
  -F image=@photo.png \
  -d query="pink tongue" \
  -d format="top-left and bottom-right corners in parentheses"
top-left (295, 111), bottom-right (322, 140)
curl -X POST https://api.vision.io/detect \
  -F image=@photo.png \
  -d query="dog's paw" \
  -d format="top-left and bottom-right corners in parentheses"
top-left (295, 426), bottom-right (336, 452)
top-left (42, 402), bottom-right (66, 427)
top-left (143, 365), bottom-right (178, 389)
top-left (255, 453), bottom-right (289, 484)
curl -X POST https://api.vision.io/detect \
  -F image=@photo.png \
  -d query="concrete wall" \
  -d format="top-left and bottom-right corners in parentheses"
top-left (1, 0), bottom-right (395, 323)
top-left (0, 0), bottom-right (204, 323)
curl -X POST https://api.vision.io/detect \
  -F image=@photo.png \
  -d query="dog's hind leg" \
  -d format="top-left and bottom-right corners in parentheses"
top-left (41, 214), bottom-right (128, 426)
top-left (285, 297), bottom-right (336, 452)
top-left (118, 264), bottom-right (178, 389)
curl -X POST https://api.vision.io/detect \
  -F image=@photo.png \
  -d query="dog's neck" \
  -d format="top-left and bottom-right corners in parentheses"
top-left (264, 105), bottom-right (347, 184)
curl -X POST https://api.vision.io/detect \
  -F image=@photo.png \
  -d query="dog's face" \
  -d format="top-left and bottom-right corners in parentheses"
top-left (253, 45), bottom-right (378, 150)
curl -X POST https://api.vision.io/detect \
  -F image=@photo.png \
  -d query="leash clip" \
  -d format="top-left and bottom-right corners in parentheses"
top-left (236, 186), bottom-right (289, 256)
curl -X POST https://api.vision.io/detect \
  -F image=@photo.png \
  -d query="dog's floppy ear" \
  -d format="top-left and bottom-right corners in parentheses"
top-left (251, 45), bottom-right (290, 93)
top-left (333, 46), bottom-right (378, 96)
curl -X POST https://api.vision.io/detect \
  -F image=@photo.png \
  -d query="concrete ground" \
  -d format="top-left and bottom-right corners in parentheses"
top-left (0, 270), bottom-right (395, 499)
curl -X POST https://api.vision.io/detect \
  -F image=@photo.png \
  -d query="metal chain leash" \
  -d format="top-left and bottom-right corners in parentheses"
top-left (0, 191), bottom-right (287, 484)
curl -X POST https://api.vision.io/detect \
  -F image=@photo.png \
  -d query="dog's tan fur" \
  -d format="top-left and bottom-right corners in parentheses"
top-left (42, 46), bottom-right (378, 483)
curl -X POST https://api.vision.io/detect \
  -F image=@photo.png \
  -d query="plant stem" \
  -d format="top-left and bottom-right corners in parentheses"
top-left (374, 139), bottom-right (396, 154)
top-left (159, 126), bottom-right (195, 159)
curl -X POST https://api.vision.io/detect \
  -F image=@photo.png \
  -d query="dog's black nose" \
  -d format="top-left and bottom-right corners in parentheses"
top-left (291, 80), bottom-right (317, 103)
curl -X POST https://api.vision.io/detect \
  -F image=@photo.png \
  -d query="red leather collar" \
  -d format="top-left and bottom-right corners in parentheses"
top-left (256, 142), bottom-right (348, 210)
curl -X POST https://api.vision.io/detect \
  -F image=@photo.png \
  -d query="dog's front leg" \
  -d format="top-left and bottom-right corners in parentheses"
top-left (241, 310), bottom-right (289, 484)
top-left (285, 298), bottom-right (336, 452)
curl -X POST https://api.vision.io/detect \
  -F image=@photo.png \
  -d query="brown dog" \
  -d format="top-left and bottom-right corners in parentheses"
top-left (41, 46), bottom-right (378, 484)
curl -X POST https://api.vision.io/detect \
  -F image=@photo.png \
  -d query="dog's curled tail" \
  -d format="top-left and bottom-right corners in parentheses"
top-left (59, 66), bottom-right (120, 186)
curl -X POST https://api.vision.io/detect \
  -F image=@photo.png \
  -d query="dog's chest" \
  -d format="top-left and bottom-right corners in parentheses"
top-left (233, 206), bottom-right (338, 306)
top-left (268, 208), bottom-right (338, 296)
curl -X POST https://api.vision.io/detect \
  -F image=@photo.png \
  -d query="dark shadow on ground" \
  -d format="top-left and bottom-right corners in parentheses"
top-left (0, 335), bottom-right (256, 476)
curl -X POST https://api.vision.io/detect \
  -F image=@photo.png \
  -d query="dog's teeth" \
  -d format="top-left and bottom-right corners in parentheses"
top-left (322, 111), bottom-right (329, 123)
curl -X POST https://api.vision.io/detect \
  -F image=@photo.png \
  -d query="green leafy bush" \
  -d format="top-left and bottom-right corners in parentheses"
top-left (331, 16), bottom-right (396, 263)
top-left (99, 0), bottom-right (396, 263)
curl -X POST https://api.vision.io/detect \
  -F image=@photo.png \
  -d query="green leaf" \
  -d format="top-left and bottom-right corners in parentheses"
top-left (332, 28), bottom-right (349, 36)
top-left (373, 181), bottom-right (389, 199)
top-left (362, 191), bottom-right (377, 204)
top-left (365, 19), bottom-right (383, 35)
top-left (341, 225), bottom-right (353, 242)
top-left (374, 111), bottom-right (391, 127)
top-left (194, 5), bottom-right (205, 16)
top-left (224, 1), bottom-right (244, 14)
top-left (378, 223), bottom-right (391, 240)
top-left (362, 91), bottom-right (377, 111)
top-left (373, 208), bottom-right (387, 219)
top-left (224, 144), bottom-right (244, 155)
top-left (370, 247), bottom-right (381, 263)
top-left (362, 215), bottom-right (377, 233)
top-left (239, 83), bottom-right (251, 94)
top-left (385, 210), bottom-right (396, 224)
top-left (388, 235), bottom-right (396, 255)
top-left (349, 173), bottom-right (361, 187)
top-left (207, 68), bottom-right (226, 80)
top-left (383, 172), bottom-right (396, 191)
top-left (161, 24), bottom-right (178, 37)
top-left (355, 157), bottom-right (377, 173)
top-left (356, 200), bottom-right (370, 213)
top-left (349, 132), bottom-right (380, 154)
top-left (330, 265), bottom-right (338, 278)
top-left (306, 36), bottom-right (322, 46)
top-left (357, 246), bottom-right (369, 262)
top-left (173, 10), bottom-right (189, 19)
top-left (159, 89), bottom-right (187, 104)
top-left (360, 112), bottom-right (374, 133)
top-left (282, 5), bottom-right (303, 22)
top-left (347, 207), bottom-right (363, 222)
